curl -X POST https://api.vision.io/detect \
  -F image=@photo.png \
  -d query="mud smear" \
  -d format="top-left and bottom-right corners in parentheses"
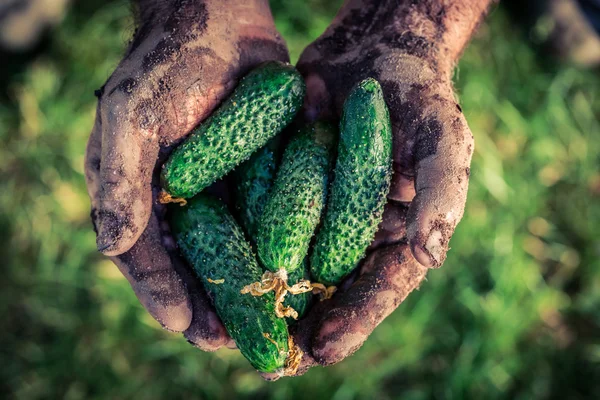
top-left (164, 0), bottom-right (209, 34)
top-left (413, 116), bottom-right (444, 163)
top-left (110, 77), bottom-right (138, 96)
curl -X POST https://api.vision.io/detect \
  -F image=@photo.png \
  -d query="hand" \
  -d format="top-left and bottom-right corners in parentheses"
top-left (84, 0), bottom-right (289, 345)
top-left (270, 0), bottom-right (490, 377)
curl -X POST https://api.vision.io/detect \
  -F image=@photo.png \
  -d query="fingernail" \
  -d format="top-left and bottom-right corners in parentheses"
top-left (412, 244), bottom-right (435, 268)
top-left (425, 229), bottom-right (445, 266)
top-left (259, 371), bottom-right (282, 381)
top-left (96, 236), bottom-right (116, 253)
top-left (412, 229), bottom-right (446, 268)
top-left (158, 302), bottom-right (193, 333)
top-left (95, 212), bottom-right (122, 255)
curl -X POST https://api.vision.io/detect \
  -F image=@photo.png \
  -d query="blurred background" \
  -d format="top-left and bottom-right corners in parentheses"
top-left (1, 0), bottom-right (599, 399)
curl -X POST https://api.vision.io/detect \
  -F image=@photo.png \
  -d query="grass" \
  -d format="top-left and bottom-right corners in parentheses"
top-left (1, 1), bottom-right (599, 399)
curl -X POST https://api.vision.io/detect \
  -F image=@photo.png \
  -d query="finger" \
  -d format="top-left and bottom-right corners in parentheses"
top-left (110, 211), bottom-right (193, 332)
top-left (86, 106), bottom-right (192, 332)
top-left (301, 72), bottom-right (333, 122)
top-left (183, 287), bottom-right (230, 351)
top-left (95, 92), bottom-right (159, 255)
top-left (153, 199), bottom-right (229, 349)
top-left (311, 244), bottom-right (427, 365)
top-left (180, 258), bottom-right (230, 351)
top-left (94, 61), bottom-right (239, 256)
top-left (296, 38), bottom-right (336, 122)
top-left (388, 169), bottom-right (416, 202)
top-left (369, 201), bottom-right (409, 250)
top-left (406, 99), bottom-right (474, 268)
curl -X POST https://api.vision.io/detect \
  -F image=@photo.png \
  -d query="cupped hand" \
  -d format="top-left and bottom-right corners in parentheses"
top-left (277, 0), bottom-right (476, 376)
top-left (84, 0), bottom-right (289, 343)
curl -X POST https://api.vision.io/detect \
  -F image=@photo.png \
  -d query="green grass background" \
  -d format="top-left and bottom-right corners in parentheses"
top-left (1, 1), bottom-right (599, 399)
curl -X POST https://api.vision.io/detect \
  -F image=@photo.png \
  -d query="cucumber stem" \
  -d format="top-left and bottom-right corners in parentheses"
top-left (158, 191), bottom-right (187, 206)
top-left (283, 335), bottom-right (303, 376)
top-left (310, 283), bottom-right (337, 300)
top-left (241, 268), bottom-right (313, 319)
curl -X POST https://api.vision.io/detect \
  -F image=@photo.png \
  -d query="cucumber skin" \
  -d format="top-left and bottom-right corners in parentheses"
top-left (169, 195), bottom-right (288, 373)
top-left (161, 62), bottom-right (306, 198)
top-left (234, 138), bottom-right (280, 241)
top-left (310, 78), bottom-right (392, 287)
top-left (257, 123), bottom-right (335, 276)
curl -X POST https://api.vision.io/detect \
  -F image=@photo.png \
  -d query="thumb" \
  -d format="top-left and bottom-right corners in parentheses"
top-left (93, 65), bottom-right (236, 255)
top-left (406, 98), bottom-right (474, 268)
top-left (94, 93), bottom-right (159, 255)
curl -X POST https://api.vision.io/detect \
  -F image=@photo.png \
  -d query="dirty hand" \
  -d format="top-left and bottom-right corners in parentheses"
top-left (280, 0), bottom-right (493, 376)
top-left (84, 0), bottom-right (288, 345)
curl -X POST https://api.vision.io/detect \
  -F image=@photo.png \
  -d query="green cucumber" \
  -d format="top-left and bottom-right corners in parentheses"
top-left (235, 136), bottom-right (313, 321)
top-left (161, 62), bottom-right (306, 198)
top-left (234, 137), bottom-right (281, 240)
top-left (170, 195), bottom-right (288, 373)
top-left (310, 78), bottom-right (392, 287)
top-left (256, 123), bottom-right (335, 276)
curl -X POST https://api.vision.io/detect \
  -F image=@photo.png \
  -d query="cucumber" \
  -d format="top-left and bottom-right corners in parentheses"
top-left (234, 137), bottom-right (281, 241)
top-left (161, 62), bottom-right (306, 198)
top-left (310, 78), bottom-right (392, 287)
top-left (169, 194), bottom-right (288, 373)
top-left (256, 123), bottom-right (335, 277)
top-left (235, 136), bottom-right (313, 320)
